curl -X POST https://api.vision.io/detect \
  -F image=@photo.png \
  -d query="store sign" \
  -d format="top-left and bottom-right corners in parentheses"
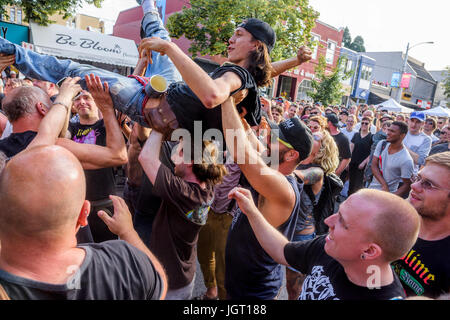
top-left (391, 72), bottom-right (401, 88)
top-left (417, 99), bottom-right (431, 109)
top-left (400, 73), bottom-right (412, 88)
top-left (0, 21), bottom-right (29, 45)
top-left (30, 22), bottom-right (138, 67)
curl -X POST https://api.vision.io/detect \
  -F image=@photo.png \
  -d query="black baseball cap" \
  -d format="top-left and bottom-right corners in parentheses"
top-left (238, 18), bottom-right (276, 52)
top-left (326, 113), bottom-right (341, 128)
top-left (268, 118), bottom-right (313, 161)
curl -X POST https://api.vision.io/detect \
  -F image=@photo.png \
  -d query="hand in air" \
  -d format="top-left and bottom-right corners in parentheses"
top-left (297, 46), bottom-right (312, 64)
top-left (138, 37), bottom-right (171, 65)
top-left (58, 76), bottom-right (83, 101)
top-left (98, 195), bottom-right (134, 238)
top-left (0, 54), bottom-right (15, 73)
top-left (85, 74), bottom-right (113, 113)
top-left (228, 187), bottom-right (259, 217)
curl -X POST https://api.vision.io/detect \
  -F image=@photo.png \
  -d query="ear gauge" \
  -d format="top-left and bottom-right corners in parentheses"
top-left (360, 254), bottom-right (365, 260)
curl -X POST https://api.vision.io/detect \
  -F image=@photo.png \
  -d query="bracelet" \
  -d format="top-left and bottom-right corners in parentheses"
top-left (53, 102), bottom-right (70, 111)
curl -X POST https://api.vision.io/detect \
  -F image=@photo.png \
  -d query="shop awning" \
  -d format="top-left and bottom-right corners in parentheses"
top-left (29, 22), bottom-right (139, 68)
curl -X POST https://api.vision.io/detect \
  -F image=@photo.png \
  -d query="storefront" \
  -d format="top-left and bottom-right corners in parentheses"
top-left (28, 22), bottom-right (139, 76)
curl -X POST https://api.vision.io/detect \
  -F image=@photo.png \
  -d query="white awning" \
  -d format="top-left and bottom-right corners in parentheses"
top-left (29, 22), bottom-right (139, 68)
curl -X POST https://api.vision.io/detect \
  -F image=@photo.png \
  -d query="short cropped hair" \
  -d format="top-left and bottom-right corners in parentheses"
top-left (425, 151), bottom-right (450, 170)
top-left (391, 121), bottom-right (408, 135)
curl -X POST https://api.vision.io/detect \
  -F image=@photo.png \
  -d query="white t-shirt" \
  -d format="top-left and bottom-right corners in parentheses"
top-left (0, 120), bottom-right (13, 139)
top-left (342, 127), bottom-right (357, 143)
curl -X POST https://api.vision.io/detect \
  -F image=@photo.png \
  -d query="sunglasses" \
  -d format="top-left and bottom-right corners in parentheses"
top-left (361, 122), bottom-right (369, 125)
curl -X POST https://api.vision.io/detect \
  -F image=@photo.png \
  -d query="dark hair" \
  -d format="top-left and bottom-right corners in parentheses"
top-left (246, 40), bottom-right (275, 88)
top-left (189, 140), bottom-right (228, 186)
top-left (391, 121), bottom-right (408, 135)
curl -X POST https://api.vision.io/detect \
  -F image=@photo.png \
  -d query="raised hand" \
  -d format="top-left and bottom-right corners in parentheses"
top-left (85, 74), bottom-right (113, 113)
top-left (297, 46), bottom-right (312, 65)
top-left (97, 195), bottom-right (134, 238)
top-left (57, 76), bottom-right (83, 103)
top-left (138, 37), bottom-right (171, 65)
top-left (228, 187), bottom-right (259, 217)
top-left (0, 54), bottom-right (15, 74)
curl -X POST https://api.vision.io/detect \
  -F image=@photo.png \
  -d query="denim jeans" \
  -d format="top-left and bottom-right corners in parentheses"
top-left (0, 12), bottom-right (181, 127)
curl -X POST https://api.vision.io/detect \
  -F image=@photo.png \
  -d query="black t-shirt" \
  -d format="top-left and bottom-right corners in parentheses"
top-left (391, 236), bottom-right (450, 298)
top-left (0, 241), bottom-right (163, 300)
top-left (350, 132), bottom-right (373, 166)
top-left (284, 236), bottom-right (406, 300)
top-left (166, 63), bottom-right (261, 136)
top-left (0, 131), bottom-right (37, 158)
top-left (150, 164), bottom-right (214, 290)
top-left (68, 120), bottom-right (115, 201)
top-left (332, 132), bottom-right (352, 161)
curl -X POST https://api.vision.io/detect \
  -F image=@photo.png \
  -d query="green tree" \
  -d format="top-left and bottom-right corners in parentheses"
top-left (443, 67), bottom-right (450, 102)
top-left (350, 35), bottom-right (366, 52)
top-left (0, 0), bottom-right (103, 25)
top-left (342, 26), bottom-right (352, 48)
top-left (166, 0), bottom-right (319, 62)
top-left (307, 55), bottom-right (352, 105)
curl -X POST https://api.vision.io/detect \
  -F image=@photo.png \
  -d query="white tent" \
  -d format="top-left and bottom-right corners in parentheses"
top-left (375, 98), bottom-right (414, 113)
top-left (419, 106), bottom-right (450, 118)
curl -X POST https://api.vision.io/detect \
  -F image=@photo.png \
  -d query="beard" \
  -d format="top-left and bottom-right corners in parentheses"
top-left (415, 201), bottom-right (448, 222)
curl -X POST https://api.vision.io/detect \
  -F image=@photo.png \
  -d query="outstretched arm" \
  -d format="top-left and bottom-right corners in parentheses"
top-left (27, 77), bottom-right (82, 149)
top-left (56, 75), bottom-right (128, 169)
top-left (228, 187), bottom-right (290, 266)
top-left (222, 97), bottom-right (295, 227)
top-left (138, 37), bottom-right (242, 109)
top-left (270, 46), bottom-right (312, 78)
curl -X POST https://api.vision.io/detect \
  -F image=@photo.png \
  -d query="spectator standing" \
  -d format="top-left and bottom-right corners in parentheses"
top-left (326, 113), bottom-right (351, 179)
top-left (348, 117), bottom-right (373, 195)
top-left (392, 152), bottom-right (450, 298)
top-left (403, 112), bottom-right (432, 174)
top-left (342, 114), bottom-right (358, 143)
top-left (369, 121), bottom-right (414, 197)
top-left (429, 125), bottom-right (449, 155)
top-left (423, 117), bottom-right (440, 144)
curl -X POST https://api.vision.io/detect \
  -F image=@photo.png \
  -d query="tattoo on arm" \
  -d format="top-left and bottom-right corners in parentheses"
top-left (300, 167), bottom-right (324, 185)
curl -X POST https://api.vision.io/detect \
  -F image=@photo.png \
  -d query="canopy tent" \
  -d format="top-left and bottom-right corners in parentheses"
top-left (375, 98), bottom-right (414, 113)
top-left (418, 106), bottom-right (450, 118)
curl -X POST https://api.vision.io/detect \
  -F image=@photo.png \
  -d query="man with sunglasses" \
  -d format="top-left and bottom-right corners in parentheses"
top-left (392, 152), bottom-right (450, 298)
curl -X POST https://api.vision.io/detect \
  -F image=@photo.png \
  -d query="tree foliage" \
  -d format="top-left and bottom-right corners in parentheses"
top-left (166, 0), bottom-right (319, 61)
top-left (307, 55), bottom-right (352, 105)
top-left (443, 66), bottom-right (450, 101)
top-left (350, 35), bottom-right (366, 52)
top-left (342, 26), bottom-right (352, 48)
top-left (0, 0), bottom-right (103, 25)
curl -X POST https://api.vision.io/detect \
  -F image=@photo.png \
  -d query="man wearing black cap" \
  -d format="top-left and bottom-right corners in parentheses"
top-left (221, 97), bottom-right (314, 300)
top-left (326, 113), bottom-right (351, 178)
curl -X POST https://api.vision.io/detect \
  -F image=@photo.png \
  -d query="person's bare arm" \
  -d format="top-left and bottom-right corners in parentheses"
top-left (98, 195), bottom-right (168, 300)
top-left (335, 158), bottom-right (350, 176)
top-left (138, 38), bottom-right (242, 109)
top-left (28, 77), bottom-right (82, 149)
top-left (56, 75), bottom-right (128, 169)
top-left (371, 155), bottom-right (389, 192)
top-left (222, 97), bottom-right (295, 227)
top-left (271, 46), bottom-right (312, 78)
top-left (228, 187), bottom-right (290, 266)
top-left (138, 129), bottom-right (163, 185)
top-left (394, 178), bottom-right (412, 197)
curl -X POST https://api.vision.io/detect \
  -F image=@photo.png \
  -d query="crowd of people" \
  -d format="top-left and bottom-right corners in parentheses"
top-left (0, 0), bottom-right (448, 301)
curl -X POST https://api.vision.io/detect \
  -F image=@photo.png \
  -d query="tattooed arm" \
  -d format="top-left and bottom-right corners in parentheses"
top-left (294, 167), bottom-right (324, 195)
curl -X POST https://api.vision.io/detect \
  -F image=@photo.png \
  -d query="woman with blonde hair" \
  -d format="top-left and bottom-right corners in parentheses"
top-left (307, 115), bottom-right (328, 134)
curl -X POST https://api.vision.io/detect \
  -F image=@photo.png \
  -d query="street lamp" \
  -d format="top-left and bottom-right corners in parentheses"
top-left (395, 41), bottom-right (434, 103)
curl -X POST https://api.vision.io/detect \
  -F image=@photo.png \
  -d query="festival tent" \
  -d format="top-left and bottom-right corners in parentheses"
top-left (418, 106), bottom-right (450, 118)
top-left (374, 98), bottom-right (414, 113)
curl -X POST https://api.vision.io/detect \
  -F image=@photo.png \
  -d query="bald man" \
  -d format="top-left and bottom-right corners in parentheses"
top-left (229, 187), bottom-right (421, 300)
top-left (0, 145), bottom-right (167, 299)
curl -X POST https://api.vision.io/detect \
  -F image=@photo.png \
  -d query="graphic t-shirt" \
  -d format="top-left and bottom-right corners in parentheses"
top-left (150, 164), bottom-right (214, 290)
top-left (392, 236), bottom-right (450, 298)
top-left (0, 241), bottom-right (163, 300)
top-left (68, 120), bottom-right (115, 201)
top-left (284, 236), bottom-right (406, 300)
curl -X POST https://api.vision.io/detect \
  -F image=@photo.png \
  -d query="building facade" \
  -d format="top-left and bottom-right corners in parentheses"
top-left (430, 70), bottom-right (449, 107)
top-left (364, 51), bottom-right (437, 109)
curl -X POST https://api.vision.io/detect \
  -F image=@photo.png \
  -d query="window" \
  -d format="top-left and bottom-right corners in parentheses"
top-left (297, 79), bottom-right (313, 101)
top-left (17, 9), bottom-right (22, 24)
top-left (326, 41), bottom-right (337, 65)
top-left (10, 8), bottom-right (15, 23)
top-left (310, 34), bottom-right (320, 60)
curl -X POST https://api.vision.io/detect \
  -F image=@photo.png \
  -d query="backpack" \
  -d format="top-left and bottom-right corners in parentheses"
top-left (363, 140), bottom-right (388, 188)
top-left (313, 173), bottom-right (343, 235)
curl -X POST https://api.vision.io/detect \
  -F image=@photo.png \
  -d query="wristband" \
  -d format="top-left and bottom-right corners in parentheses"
top-left (53, 102), bottom-right (70, 111)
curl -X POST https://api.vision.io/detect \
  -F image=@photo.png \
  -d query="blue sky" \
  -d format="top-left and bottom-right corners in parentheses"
top-left (79, 0), bottom-right (449, 71)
